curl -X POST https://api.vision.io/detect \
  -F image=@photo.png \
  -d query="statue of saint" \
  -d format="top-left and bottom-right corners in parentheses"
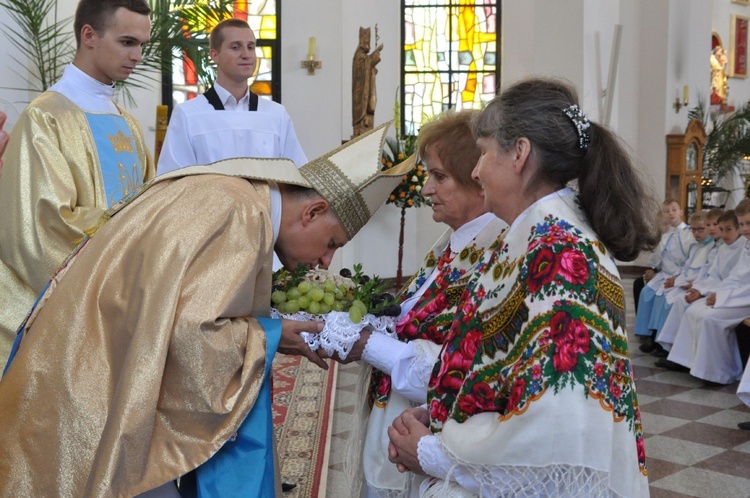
top-left (710, 46), bottom-right (729, 105)
top-left (352, 26), bottom-right (383, 138)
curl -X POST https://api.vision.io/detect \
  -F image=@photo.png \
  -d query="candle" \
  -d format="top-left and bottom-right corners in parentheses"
top-left (308, 37), bottom-right (316, 59)
top-left (683, 85), bottom-right (689, 103)
top-left (156, 105), bottom-right (168, 131)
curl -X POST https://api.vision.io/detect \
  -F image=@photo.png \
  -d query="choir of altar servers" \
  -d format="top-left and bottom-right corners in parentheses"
top-left (635, 199), bottom-right (750, 388)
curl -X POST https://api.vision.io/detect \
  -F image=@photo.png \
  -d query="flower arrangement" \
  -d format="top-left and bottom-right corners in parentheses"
top-left (381, 135), bottom-right (429, 209)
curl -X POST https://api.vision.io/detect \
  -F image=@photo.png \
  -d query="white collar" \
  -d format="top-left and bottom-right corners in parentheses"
top-left (507, 187), bottom-right (576, 235)
top-left (449, 212), bottom-right (497, 254)
top-left (213, 81), bottom-right (250, 109)
top-left (47, 64), bottom-right (118, 113)
top-left (65, 63), bottom-right (116, 100)
top-left (667, 221), bottom-right (688, 232)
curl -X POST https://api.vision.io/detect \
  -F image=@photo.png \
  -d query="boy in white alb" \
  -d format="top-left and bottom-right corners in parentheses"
top-left (635, 199), bottom-right (695, 352)
top-left (157, 18), bottom-right (306, 174)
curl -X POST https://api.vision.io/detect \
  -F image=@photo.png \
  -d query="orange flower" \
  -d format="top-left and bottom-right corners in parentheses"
top-left (409, 185), bottom-right (415, 191)
top-left (389, 194), bottom-right (396, 201)
top-left (399, 192), bottom-right (406, 198)
top-left (407, 199), bottom-right (414, 206)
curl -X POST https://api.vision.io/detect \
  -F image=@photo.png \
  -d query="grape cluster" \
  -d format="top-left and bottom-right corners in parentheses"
top-left (271, 265), bottom-right (400, 323)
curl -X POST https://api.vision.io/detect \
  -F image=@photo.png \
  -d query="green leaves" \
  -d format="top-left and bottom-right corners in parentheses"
top-left (688, 98), bottom-right (750, 181)
top-left (0, 0), bottom-right (74, 93)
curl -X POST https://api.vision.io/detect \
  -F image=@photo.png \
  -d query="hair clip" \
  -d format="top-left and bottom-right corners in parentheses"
top-left (562, 104), bottom-right (591, 150)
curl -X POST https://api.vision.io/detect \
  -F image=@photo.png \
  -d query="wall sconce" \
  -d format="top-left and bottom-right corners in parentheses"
top-left (673, 85), bottom-right (689, 112)
top-left (301, 36), bottom-right (322, 75)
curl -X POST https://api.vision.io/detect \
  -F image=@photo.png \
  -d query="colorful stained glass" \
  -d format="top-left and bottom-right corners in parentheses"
top-left (172, 0), bottom-right (279, 104)
top-left (402, 0), bottom-right (498, 135)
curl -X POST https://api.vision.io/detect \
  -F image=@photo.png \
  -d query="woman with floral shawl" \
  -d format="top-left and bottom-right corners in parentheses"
top-left (387, 78), bottom-right (659, 497)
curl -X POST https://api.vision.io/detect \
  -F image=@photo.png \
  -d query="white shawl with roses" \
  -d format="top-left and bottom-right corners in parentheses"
top-left (420, 188), bottom-right (649, 497)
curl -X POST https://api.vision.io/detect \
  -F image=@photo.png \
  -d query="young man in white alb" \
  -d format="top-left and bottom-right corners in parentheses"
top-left (157, 18), bottom-right (306, 174)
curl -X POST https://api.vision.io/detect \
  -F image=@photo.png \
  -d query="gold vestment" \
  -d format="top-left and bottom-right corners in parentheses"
top-left (0, 92), bottom-right (155, 362)
top-left (0, 175), bottom-right (273, 497)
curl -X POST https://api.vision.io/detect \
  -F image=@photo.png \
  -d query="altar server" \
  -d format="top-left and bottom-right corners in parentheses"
top-left (157, 18), bottom-right (306, 174)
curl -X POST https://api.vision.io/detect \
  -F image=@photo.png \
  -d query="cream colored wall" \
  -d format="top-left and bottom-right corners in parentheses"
top-left (2, 0), bottom-right (749, 276)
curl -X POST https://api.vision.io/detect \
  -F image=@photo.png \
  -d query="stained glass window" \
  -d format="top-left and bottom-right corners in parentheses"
top-left (402, 1), bottom-right (499, 135)
top-left (172, 1), bottom-right (280, 106)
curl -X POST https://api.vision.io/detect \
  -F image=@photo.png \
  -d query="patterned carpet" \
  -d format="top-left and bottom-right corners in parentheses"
top-left (272, 354), bottom-right (338, 497)
top-left (325, 275), bottom-right (750, 497)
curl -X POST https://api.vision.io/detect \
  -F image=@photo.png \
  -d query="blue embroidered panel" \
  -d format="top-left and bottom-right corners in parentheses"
top-left (85, 113), bottom-right (144, 206)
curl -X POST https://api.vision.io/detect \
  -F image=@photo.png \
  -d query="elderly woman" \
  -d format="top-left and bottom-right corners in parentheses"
top-left (347, 110), bottom-right (507, 497)
top-left (387, 78), bottom-right (658, 497)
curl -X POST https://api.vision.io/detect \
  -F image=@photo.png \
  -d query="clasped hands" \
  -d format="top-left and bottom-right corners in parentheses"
top-left (387, 407), bottom-right (431, 475)
top-left (684, 288), bottom-right (703, 303)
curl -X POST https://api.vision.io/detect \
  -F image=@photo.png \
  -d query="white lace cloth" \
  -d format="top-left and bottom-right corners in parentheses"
top-left (269, 309), bottom-right (397, 360)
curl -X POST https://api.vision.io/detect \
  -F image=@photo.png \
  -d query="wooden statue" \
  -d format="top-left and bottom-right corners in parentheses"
top-left (352, 26), bottom-right (383, 138)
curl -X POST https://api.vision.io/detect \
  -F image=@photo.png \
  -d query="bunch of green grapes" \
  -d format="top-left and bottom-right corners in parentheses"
top-left (271, 265), bottom-right (400, 323)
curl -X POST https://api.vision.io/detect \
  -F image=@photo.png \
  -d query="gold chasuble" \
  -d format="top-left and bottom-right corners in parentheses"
top-left (0, 92), bottom-right (155, 362)
top-left (0, 175), bottom-right (274, 496)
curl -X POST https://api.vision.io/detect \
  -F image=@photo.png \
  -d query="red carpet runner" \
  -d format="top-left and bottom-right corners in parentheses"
top-left (272, 354), bottom-right (338, 497)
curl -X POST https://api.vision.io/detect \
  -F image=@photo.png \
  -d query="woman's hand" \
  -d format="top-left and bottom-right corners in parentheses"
top-left (387, 407), bottom-right (430, 475)
top-left (318, 329), bottom-right (371, 364)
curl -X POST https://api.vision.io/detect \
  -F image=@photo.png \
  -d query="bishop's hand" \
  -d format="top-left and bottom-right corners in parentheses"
top-left (278, 318), bottom-right (328, 369)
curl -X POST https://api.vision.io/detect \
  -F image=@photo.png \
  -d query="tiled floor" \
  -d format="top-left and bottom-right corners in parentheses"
top-left (325, 276), bottom-right (750, 497)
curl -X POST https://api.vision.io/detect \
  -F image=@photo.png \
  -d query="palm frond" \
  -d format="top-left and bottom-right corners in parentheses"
top-left (0, 0), bottom-right (74, 93)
